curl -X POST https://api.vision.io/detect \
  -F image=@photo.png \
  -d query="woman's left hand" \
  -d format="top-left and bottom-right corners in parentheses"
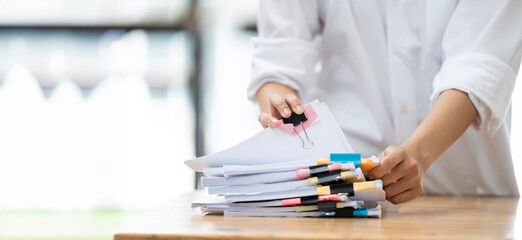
top-left (368, 145), bottom-right (424, 204)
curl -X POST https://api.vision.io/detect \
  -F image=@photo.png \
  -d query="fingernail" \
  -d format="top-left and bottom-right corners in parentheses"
top-left (283, 108), bottom-right (291, 116)
top-left (271, 118), bottom-right (278, 125)
top-left (296, 105), bottom-right (303, 113)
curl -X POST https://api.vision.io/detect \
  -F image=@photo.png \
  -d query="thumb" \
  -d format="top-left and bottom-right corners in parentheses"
top-left (369, 146), bottom-right (400, 179)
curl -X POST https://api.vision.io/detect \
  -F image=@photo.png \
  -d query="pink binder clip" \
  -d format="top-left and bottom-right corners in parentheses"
top-left (278, 104), bottom-right (319, 149)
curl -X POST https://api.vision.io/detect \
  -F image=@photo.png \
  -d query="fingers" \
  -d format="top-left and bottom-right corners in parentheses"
top-left (387, 183), bottom-right (423, 204)
top-left (258, 112), bottom-right (280, 128)
top-left (261, 93), bottom-right (303, 128)
top-left (377, 151), bottom-right (385, 161)
top-left (368, 146), bottom-right (404, 180)
top-left (284, 94), bottom-right (304, 114)
top-left (381, 161), bottom-right (408, 186)
top-left (370, 145), bottom-right (423, 204)
top-left (269, 94), bottom-right (292, 118)
top-left (384, 174), bottom-right (421, 198)
top-left (381, 153), bottom-right (422, 186)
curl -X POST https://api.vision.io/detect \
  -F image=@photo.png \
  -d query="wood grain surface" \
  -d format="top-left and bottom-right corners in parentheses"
top-left (114, 191), bottom-right (521, 240)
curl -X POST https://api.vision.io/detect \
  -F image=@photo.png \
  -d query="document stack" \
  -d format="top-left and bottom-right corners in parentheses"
top-left (185, 100), bottom-right (388, 218)
top-left (196, 153), bottom-right (385, 217)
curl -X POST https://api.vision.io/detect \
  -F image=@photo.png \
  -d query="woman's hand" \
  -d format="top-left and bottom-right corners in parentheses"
top-left (256, 82), bottom-right (304, 128)
top-left (368, 145), bottom-right (424, 204)
top-left (368, 89), bottom-right (478, 204)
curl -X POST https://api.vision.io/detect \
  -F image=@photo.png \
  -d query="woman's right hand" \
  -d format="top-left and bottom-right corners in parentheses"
top-left (256, 82), bottom-right (304, 128)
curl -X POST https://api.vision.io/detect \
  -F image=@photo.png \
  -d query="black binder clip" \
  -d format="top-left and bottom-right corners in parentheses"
top-left (329, 182), bottom-right (355, 196)
top-left (309, 164), bottom-right (330, 176)
top-left (300, 196), bottom-right (319, 205)
top-left (283, 112), bottom-right (314, 150)
top-left (315, 170), bottom-right (343, 185)
top-left (321, 208), bottom-right (357, 218)
top-left (318, 201), bottom-right (339, 211)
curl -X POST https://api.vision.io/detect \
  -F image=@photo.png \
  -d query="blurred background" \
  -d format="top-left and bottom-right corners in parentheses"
top-left (0, 1), bottom-right (521, 240)
top-left (0, 0), bottom-right (260, 239)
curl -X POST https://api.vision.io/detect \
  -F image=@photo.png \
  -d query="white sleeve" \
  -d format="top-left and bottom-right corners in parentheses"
top-left (247, 0), bottom-right (322, 102)
top-left (430, 0), bottom-right (522, 136)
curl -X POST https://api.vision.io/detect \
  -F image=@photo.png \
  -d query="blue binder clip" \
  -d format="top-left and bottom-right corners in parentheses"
top-left (330, 153), bottom-right (362, 166)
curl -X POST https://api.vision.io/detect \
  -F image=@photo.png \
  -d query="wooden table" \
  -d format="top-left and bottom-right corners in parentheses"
top-left (114, 191), bottom-right (521, 240)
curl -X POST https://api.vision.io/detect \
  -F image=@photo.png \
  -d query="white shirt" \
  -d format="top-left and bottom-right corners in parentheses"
top-left (248, 0), bottom-right (522, 196)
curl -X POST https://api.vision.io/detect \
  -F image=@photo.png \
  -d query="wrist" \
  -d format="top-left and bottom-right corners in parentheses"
top-left (401, 139), bottom-right (430, 174)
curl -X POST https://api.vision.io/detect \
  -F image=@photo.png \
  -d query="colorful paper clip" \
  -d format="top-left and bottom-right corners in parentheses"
top-left (283, 112), bottom-right (314, 150)
top-left (321, 208), bottom-right (369, 218)
top-left (306, 170), bottom-right (358, 185)
top-left (295, 163), bottom-right (343, 180)
top-left (281, 194), bottom-right (348, 206)
top-left (295, 201), bottom-right (358, 212)
top-left (316, 180), bottom-right (382, 196)
top-left (330, 153), bottom-right (380, 172)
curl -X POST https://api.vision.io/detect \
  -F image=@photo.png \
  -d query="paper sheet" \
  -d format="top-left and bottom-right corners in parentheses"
top-left (185, 100), bottom-right (353, 171)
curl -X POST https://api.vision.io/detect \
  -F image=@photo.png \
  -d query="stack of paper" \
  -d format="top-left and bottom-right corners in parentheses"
top-left (185, 100), bottom-right (388, 218)
top-left (198, 154), bottom-right (384, 217)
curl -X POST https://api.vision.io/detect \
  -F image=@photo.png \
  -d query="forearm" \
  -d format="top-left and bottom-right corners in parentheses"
top-left (256, 82), bottom-right (299, 114)
top-left (402, 89), bottom-right (478, 172)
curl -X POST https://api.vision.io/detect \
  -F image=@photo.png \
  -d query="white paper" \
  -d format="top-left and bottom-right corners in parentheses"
top-left (184, 100), bottom-right (353, 171)
top-left (225, 171), bottom-right (297, 185)
top-left (207, 180), bottom-right (312, 195)
top-left (197, 199), bottom-right (372, 210)
top-left (224, 187), bottom-right (386, 203)
top-left (223, 206), bottom-right (381, 218)
top-left (225, 187), bottom-right (318, 202)
top-left (225, 201), bottom-right (360, 213)
top-left (202, 167), bottom-right (225, 177)
top-left (201, 171), bottom-right (301, 187)
top-left (222, 159), bottom-right (316, 177)
top-left (190, 195), bottom-right (227, 208)
top-left (224, 210), bottom-right (323, 218)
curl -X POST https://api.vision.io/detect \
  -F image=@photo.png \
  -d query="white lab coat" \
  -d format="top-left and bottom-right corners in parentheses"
top-left (248, 0), bottom-right (522, 196)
